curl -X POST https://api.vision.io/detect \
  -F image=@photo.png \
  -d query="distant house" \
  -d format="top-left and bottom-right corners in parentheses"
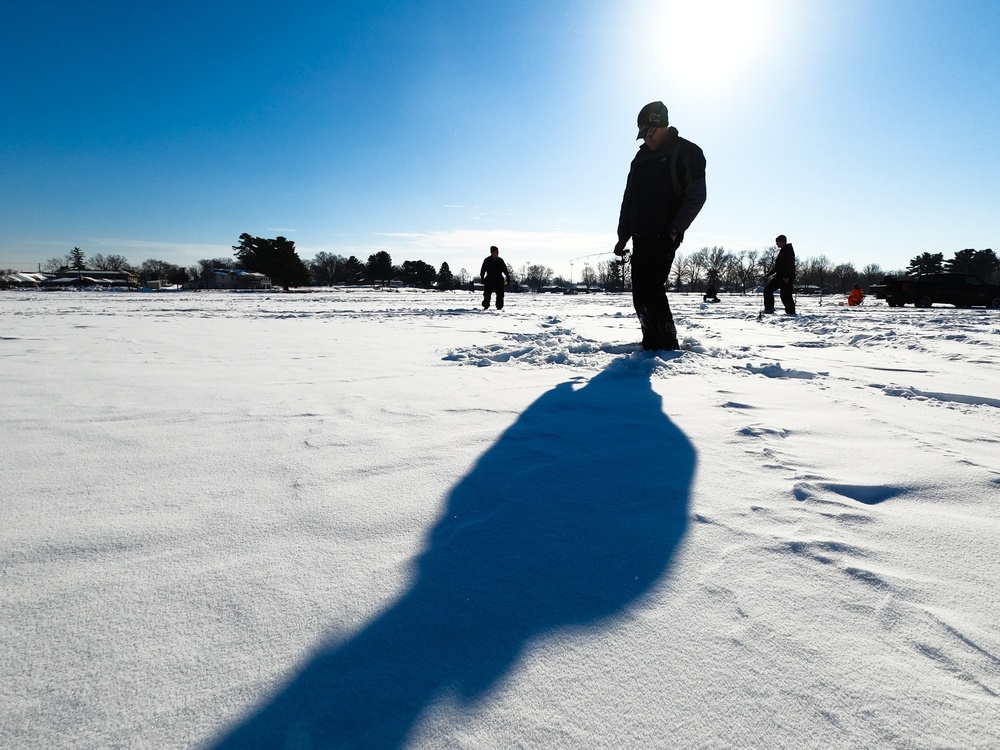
top-left (207, 268), bottom-right (272, 291)
top-left (2, 272), bottom-right (48, 288)
top-left (41, 268), bottom-right (139, 289)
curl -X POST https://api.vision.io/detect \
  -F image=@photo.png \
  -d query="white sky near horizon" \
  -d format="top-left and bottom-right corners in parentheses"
top-left (1, 0), bottom-right (998, 279)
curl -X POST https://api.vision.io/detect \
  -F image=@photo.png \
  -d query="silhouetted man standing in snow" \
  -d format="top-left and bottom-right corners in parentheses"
top-left (763, 235), bottom-right (796, 315)
top-left (615, 101), bottom-right (707, 350)
top-left (480, 245), bottom-right (510, 310)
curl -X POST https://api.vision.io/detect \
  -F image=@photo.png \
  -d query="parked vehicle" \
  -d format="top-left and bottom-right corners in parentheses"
top-left (870, 273), bottom-right (1000, 308)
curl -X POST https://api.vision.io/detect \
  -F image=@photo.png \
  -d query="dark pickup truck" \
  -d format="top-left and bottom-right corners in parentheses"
top-left (870, 273), bottom-right (1000, 308)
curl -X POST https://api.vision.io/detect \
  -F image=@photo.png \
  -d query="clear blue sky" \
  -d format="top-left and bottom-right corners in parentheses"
top-left (2, 0), bottom-right (998, 280)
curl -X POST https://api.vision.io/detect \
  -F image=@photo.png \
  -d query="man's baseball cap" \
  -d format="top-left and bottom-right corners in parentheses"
top-left (637, 101), bottom-right (669, 139)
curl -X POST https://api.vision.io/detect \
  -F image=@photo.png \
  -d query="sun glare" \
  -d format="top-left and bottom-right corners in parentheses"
top-left (649, 0), bottom-right (781, 92)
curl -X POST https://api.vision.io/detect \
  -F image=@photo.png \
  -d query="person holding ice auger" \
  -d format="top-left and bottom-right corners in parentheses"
top-left (763, 234), bottom-right (796, 315)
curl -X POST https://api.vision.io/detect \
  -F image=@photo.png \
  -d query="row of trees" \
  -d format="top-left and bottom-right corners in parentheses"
top-left (516, 245), bottom-right (998, 294)
top-left (667, 246), bottom-right (887, 295)
top-left (905, 249), bottom-right (999, 282)
top-left (28, 240), bottom-right (998, 294)
top-left (34, 241), bottom-right (465, 291)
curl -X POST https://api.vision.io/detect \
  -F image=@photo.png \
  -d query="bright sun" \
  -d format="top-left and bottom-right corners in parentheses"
top-left (650, 0), bottom-right (781, 92)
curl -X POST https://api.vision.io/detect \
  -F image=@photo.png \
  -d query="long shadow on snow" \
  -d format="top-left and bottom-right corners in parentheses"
top-left (210, 363), bottom-right (695, 748)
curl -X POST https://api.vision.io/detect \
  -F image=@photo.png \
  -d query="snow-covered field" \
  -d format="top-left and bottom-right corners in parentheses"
top-left (2, 289), bottom-right (999, 749)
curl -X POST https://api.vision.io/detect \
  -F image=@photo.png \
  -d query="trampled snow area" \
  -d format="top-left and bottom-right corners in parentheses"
top-left (2, 289), bottom-right (999, 749)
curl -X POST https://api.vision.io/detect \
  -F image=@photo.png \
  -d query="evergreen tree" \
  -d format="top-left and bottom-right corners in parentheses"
top-left (906, 252), bottom-right (944, 276)
top-left (366, 251), bottom-right (394, 286)
top-left (233, 234), bottom-right (311, 291)
top-left (945, 248), bottom-right (999, 282)
top-left (437, 262), bottom-right (455, 291)
top-left (598, 257), bottom-right (628, 292)
top-left (69, 247), bottom-right (86, 270)
top-left (400, 260), bottom-right (437, 288)
top-left (338, 256), bottom-right (365, 284)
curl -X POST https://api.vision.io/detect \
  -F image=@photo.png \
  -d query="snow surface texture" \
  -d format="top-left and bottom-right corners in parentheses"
top-left (2, 289), bottom-right (999, 749)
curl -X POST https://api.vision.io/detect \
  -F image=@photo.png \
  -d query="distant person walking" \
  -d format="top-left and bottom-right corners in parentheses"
top-left (614, 101), bottom-right (707, 350)
top-left (480, 246), bottom-right (510, 310)
top-left (763, 235), bottom-right (796, 315)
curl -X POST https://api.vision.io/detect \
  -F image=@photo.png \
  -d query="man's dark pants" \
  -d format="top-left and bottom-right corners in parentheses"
top-left (763, 276), bottom-right (796, 314)
top-left (483, 278), bottom-right (504, 309)
top-left (630, 234), bottom-right (680, 350)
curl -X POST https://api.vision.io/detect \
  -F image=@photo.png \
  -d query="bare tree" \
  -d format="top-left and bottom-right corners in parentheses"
top-left (671, 253), bottom-right (690, 292)
top-left (42, 257), bottom-right (69, 273)
top-left (831, 262), bottom-right (858, 294)
top-left (505, 266), bottom-right (521, 292)
top-left (138, 259), bottom-right (188, 285)
top-left (687, 248), bottom-right (708, 291)
top-left (522, 264), bottom-right (553, 292)
top-left (759, 247), bottom-right (778, 281)
top-left (801, 255), bottom-right (833, 291)
top-left (860, 263), bottom-right (884, 288)
top-left (90, 253), bottom-right (129, 271)
top-left (309, 251), bottom-right (344, 287)
top-left (733, 250), bottom-right (759, 293)
top-left (720, 255), bottom-right (741, 291)
top-left (705, 246), bottom-right (731, 287)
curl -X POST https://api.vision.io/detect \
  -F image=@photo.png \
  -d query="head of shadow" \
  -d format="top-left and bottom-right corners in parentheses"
top-left (211, 363), bottom-right (696, 748)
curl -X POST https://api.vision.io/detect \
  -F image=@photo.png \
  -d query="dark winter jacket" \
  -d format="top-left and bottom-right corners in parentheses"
top-left (617, 127), bottom-right (707, 243)
top-left (769, 244), bottom-right (796, 280)
top-left (480, 255), bottom-right (510, 282)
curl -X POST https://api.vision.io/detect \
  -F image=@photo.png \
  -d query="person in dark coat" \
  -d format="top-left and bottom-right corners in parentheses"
top-left (763, 235), bottom-right (796, 314)
top-left (614, 101), bottom-right (707, 350)
top-left (479, 245), bottom-right (510, 310)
